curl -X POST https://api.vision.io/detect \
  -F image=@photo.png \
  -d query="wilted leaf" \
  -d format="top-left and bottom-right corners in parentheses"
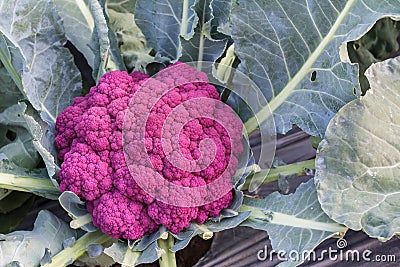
top-left (240, 179), bottom-right (347, 267)
top-left (315, 56), bottom-right (400, 241)
top-left (230, 0), bottom-right (400, 137)
top-left (347, 17), bottom-right (400, 93)
top-left (106, 6), bottom-right (153, 71)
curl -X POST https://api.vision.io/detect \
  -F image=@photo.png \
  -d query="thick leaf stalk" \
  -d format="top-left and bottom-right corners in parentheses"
top-left (0, 172), bottom-right (59, 199)
top-left (241, 159), bottom-right (315, 191)
top-left (43, 230), bottom-right (112, 267)
top-left (239, 204), bottom-right (347, 233)
top-left (158, 233), bottom-right (177, 267)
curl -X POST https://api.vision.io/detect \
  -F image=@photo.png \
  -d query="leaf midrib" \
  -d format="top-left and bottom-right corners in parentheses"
top-left (73, 0), bottom-right (94, 30)
top-left (244, 0), bottom-right (357, 134)
top-left (0, 33), bottom-right (23, 93)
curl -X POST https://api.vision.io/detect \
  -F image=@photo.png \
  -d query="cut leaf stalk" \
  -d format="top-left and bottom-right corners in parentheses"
top-left (157, 233), bottom-right (177, 267)
top-left (70, 213), bottom-right (93, 229)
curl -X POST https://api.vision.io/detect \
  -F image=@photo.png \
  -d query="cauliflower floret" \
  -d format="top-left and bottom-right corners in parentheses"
top-left (90, 190), bottom-right (158, 239)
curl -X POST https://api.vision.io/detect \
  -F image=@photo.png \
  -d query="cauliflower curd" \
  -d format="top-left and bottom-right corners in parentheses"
top-left (55, 63), bottom-right (243, 239)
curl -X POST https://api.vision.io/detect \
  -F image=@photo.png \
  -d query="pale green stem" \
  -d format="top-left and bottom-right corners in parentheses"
top-left (180, 0), bottom-right (189, 37)
top-left (43, 230), bottom-right (112, 267)
top-left (239, 204), bottom-right (348, 234)
top-left (196, 0), bottom-right (207, 71)
top-left (197, 33), bottom-right (205, 71)
top-left (0, 172), bottom-right (59, 198)
top-left (241, 159), bottom-right (316, 191)
top-left (70, 213), bottom-right (93, 229)
top-left (216, 44), bottom-right (236, 83)
top-left (158, 234), bottom-right (177, 267)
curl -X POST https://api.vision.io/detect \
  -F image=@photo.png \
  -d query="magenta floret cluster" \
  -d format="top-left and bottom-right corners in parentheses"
top-left (55, 63), bottom-right (243, 239)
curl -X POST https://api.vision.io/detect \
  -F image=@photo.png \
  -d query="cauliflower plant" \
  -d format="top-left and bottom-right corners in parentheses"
top-left (55, 63), bottom-right (243, 239)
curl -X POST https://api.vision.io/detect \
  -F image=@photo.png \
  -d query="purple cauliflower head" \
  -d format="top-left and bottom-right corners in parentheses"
top-left (55, 63), bottom-right (243, 239)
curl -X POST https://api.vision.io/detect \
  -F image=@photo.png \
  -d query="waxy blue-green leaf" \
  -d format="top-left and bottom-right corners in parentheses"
top-left (0, 155), bottom-right (59, 200)
top-left (179, 0), bottom-right (229, 69)
top-left (104, 240), bottom-right (161, 266)
top-left (192, 0), bottom-right (233, 38)
top-left (53, 0), bottom-right (95, 69)
top-left (240, 179), bottom-right (347, 267)
top-left (0, 104), bottom-right (40, 169)
top-left (23, 104), bottom-right (59, 181)
top-left (195, 0), bottom-right (212, 22)
top-left (134, 227), bottom-right (166, 252)
top-left (172, 211), bottom-right (250, 252)
top-left (315, 56), bottom-right (400, 241)
top-left (0, 192), bottom-right (35, 234)
top-left (347, 17), bottom-right (400, 93)
top-left (180, 29), bottom-right (228, 63)
top-left (0, 59), bottom-right (22, 112)
top-left (42, 230), bottom-right (112, 267)
top-left (0, 0), bottom-right (82, 179)
top-left (89, 0), bottom-right (126, 82)
top-left (230, 0), bottom-right (400, 137)
top-left (0, 210), bottom-right (77, 266)
top-left (0, 34), bottom-right (24, 94)
top-left (135, 0), bottom-right (198, 60)
top-left (59, 191), bottom-right (97, 232)
top-left (0, 0), bottom-right (82, 126)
